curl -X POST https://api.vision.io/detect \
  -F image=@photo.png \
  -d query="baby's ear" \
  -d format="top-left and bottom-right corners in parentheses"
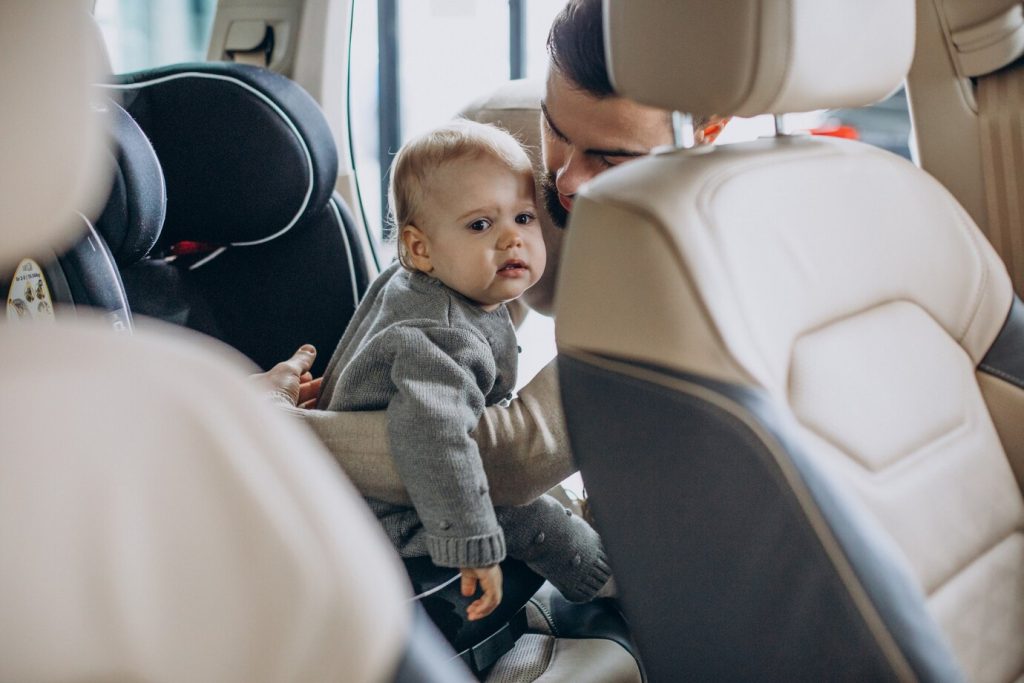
top-left (400, 224), bottom-right (432, 272)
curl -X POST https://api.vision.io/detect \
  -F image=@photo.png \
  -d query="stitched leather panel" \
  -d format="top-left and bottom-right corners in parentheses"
top-left (791, 302), bottom-right (969, 473)
top-left (929, 532), bottom-right (1024, 683)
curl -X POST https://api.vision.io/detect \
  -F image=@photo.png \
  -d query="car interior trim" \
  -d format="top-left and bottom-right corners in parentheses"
top-left (329, 197), bottom-right (361, 308)
top-left (187, 245), bottom-right (228, 271)
top-left (980, 295), bottom-right (1024, 390)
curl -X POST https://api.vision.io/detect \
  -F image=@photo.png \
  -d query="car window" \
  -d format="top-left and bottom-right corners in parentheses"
top-left (716, 89), bottom-right (913, 160)
top-left (94, 0), bottom-right (217, 73)
top-left (349, 0), bottom-right (564, 255)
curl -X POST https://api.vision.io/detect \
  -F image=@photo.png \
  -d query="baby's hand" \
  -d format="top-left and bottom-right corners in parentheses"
top-left (461, 564), bottom-right (503, 621)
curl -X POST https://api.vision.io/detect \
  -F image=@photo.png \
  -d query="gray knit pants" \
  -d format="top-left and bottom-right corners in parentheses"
top-left (496, 494), bottom-right (611, 602)
top-left (371, 493), bottom-right (611, 602)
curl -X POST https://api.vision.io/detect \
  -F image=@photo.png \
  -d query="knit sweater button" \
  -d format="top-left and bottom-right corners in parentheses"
top-left (517, 345), bottom-right (523, 354)
top-left (478, 484), bottom-right (488, 495)
top-left (571, 554), bottom-right (582, 567)
top-left (439, 520), bottom-right (451, 530)
top-left (534, 532), bottom-right (545, 544)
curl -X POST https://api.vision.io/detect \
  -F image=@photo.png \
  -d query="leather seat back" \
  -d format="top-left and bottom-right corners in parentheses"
top-left (556, 1), bottom-right (1024, 680)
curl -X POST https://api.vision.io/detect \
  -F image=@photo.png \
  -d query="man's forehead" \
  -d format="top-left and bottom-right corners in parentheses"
top-left (543, 70), bottom-right (672, 152)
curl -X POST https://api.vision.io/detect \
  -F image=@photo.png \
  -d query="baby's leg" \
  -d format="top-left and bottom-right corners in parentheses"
top-left (496, 494), bottom-right (611, 602)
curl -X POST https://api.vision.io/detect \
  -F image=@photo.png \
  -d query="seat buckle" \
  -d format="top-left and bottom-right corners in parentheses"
top-left (456, 605), bottom-right (528, 675)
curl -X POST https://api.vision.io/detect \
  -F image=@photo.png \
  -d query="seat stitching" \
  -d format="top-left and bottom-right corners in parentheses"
top-left (926, 528), bottom-right (1023, 599)
top-left (329, 198), bottom-right (361, 308)
top-left (527, 596), bottom-right (558, 637)
top-left (979, 362), bottom-right (1024, 391)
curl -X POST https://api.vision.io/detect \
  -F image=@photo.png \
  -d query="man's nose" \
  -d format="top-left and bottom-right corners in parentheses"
top-left (554, 149), bottom-right (592, 198)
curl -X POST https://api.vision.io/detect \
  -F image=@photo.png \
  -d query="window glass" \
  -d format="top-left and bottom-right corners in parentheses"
top-left (350, 0), bottom-right (567, 251)
top-left (349, 0), bottom-right (384, 252)
top-left (525, 2), bottom-right (563, 79)
top-left (399, 1), bottom-right (509, 139)
top-left (94, 0), bottom-right (217, 74)
top-left (715, 90), bottom-right (912, 161)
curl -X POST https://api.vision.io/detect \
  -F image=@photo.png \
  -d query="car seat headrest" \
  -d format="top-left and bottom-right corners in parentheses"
top-left (0, 1), bottom-right (109, 269)
top-left (604, 0), bottom-right (915, 118)
top-left (100, 62), bottom-right (339, 248)
top-left (93, 99), bottom-right (166, 266)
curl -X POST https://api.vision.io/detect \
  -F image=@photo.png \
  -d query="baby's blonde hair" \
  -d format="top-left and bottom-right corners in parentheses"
top-left (389, 119), bottom-right (533, 270)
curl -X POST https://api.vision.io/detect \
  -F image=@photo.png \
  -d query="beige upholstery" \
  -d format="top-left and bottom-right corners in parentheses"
top-left (0, 0), bottom-right (110, 268)
top-left (906, 0), bottom-right (1024, 292)
top-left (937, 0), bottom-right (1024, 77)
top-left (605, 0), bottom-right (915, 117)
top-left (0, 3), bottom-right (415, 681)
top-left (0, 322), bottom-right (412, 682)
top-left (558, 0), bottom-right (1024, 679)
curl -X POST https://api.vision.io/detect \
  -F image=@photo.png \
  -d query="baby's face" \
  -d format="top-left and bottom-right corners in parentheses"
top-left (411, 155), bottom-right (546, 310)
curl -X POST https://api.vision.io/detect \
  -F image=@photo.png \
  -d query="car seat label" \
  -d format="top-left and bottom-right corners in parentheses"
top-left (7, 259), bottom-right (55, 323)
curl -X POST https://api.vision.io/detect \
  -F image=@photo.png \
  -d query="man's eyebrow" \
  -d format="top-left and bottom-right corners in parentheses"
top-left (540, 101), bottom-right (648, 160)
top-left (540, 102), bottom-right (569, 143)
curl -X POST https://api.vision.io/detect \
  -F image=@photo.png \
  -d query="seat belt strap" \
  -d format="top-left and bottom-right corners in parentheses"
top-left (978, 64), bottom-right (1024, 295)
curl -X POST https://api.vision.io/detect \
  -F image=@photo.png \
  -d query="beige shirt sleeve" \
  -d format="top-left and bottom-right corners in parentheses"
top-left (278, 358), bottom-right (574, 507)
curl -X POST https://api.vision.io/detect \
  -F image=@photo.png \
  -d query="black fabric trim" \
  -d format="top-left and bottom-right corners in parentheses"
top-left (183, 192), bottom-right (367, 375)
top-left (979, 295), bottom-right (1024, 390)
top-left (560, 354), bottom-right (965, 682)
top-left (390, 604), bottom-right (475, 683)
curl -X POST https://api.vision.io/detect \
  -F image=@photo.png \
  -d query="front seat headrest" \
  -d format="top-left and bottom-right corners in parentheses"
top-left (0, 1), bottom-right (109, 269)
top-left (604, 0), bottom-right (916, 117)
top-left (99, 62), bottom-right (339, 248)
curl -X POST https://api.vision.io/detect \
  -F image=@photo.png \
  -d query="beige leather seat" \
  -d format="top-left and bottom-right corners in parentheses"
top-left (0, 3), bottom-right (466, 680)
top-left (556, 0), bottom-right (1024, 680)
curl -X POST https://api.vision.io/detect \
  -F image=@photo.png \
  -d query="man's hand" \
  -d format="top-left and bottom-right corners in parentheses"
top-left (251, 344), bottom-right (322, 407)
top-left (461, 564), bottom-right (503, 621)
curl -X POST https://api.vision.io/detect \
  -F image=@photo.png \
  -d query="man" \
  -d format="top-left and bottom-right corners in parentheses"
top-left (264, 0), bottom-right (721, 505)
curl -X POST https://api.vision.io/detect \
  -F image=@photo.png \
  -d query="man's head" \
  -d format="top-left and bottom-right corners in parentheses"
top-left (391, 120), bottom-right (546, 311)
top-left (540, 0), bottom-right (676, 229)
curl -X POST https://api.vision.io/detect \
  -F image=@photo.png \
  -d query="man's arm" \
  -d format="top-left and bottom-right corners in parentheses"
top-left (277, 358), bottom-right (573, 507)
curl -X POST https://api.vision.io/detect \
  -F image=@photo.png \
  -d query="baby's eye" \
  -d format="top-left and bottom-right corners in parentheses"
top-left (515, 212), bottom-right (535, 225)
top-left (468, 219), bottom-right (491, 232)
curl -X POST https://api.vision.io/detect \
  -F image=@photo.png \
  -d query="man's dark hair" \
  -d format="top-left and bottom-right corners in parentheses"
top-left (546, 0), bottom-right (614, 98)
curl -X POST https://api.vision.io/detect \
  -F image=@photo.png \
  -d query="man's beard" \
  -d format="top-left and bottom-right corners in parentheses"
top-left (540, 171), bottom-right (569, 229)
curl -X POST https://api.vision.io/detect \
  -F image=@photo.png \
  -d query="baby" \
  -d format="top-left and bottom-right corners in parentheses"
top-left (317, 120), bottom-right (610, 620)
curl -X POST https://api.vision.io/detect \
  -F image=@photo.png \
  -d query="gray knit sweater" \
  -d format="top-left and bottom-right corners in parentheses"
top-left (318, 263), bottom-right (518, 568)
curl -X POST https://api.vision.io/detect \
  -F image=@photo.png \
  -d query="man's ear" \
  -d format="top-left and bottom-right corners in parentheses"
top-left (400, 224), bottom-right (432, 272)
